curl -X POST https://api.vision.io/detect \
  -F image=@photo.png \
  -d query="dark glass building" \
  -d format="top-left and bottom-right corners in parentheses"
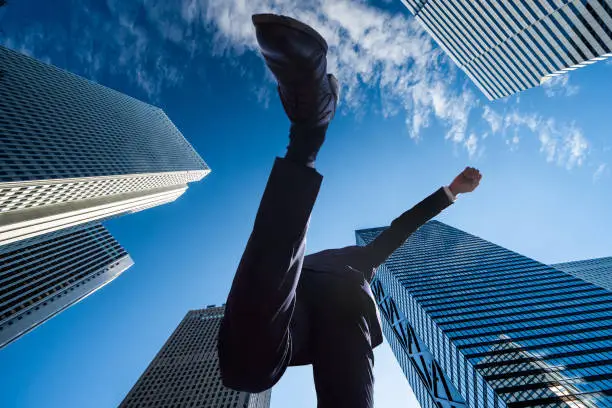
top-left (0, 45), bottom-right (210, 246)
top-left (357, 220), bottom-right (612, 408)
top-left (121, 306), bottom-right (272, 408)
top-left (0, 223), bottom-right (133, 348)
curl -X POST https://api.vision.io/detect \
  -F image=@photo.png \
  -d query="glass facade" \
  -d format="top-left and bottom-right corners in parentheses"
top-left (0, 45), bottom-right (210, 245)
top-left (357, 221), bottom-right (612, 408)
top-left (554, 257), bottom-right (612, 292)
top-left (121, 306), bottom-right (272, 408)
top-left (0, 223), bottom-right (133, 348)
top-left (0, 45), bottom-right (207, 182)
top-left (400, 0), bottom-right (612, 99)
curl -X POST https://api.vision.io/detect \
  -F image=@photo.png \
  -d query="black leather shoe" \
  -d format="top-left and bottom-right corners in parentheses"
top-left (252, 14), bottom-right (339, 127)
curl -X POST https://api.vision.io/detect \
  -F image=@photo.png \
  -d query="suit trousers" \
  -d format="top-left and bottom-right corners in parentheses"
top-left (218, 158), bottom-right (374, 408)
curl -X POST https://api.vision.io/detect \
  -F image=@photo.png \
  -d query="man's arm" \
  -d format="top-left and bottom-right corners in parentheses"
top-left (362, 187), bottom-right (453, 269)
top-left (362, 167), bottom-right (482, 271)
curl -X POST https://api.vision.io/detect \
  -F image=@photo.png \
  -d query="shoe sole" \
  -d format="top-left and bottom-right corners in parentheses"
top-left (252, 14), bottom-right (328, 53)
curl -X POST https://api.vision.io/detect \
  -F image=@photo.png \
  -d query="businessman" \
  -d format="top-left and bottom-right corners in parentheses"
top-left (218, 14), bottom-right (482, 408)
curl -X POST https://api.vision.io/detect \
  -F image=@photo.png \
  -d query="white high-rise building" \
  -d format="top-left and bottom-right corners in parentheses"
top-left (401, 0), bottom-right (612, 99)
top-left (0, 45), bottom-right (210, 246)
top-left (0, 223), bottom-right (133, 349)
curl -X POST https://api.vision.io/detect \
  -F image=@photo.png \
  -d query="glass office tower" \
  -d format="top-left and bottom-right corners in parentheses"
top-left (0, 45), bottom-right (210, 246)
top-left (400, 0), bottom-right (612, 99)
top-left (121, 306), bottom-right (272, 408)
top-left (0, 223), bottom-right (133, 349)
top-left (554, 257), bottom-right (612, 292)
top-left (357, 221), bottom-right (612, 408)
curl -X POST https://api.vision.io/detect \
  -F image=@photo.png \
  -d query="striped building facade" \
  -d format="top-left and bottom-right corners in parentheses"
top-left (121, 307), bottom-right (272, 408)
top-left (357, 221), bottom-right (612, 408)
top-left (0, 45), bottom-right (210, 246)
top-left (401, 0), bottom-right (612, 99)
top-left (0, 223), bottom-right (133, 348)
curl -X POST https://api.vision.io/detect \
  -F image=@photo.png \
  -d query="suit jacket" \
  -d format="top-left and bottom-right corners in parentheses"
top-left (301, 187), bottom-right (454, 348)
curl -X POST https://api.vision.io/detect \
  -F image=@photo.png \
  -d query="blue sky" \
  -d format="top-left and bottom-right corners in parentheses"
top-left (1, 1), bottom-right (611, 407)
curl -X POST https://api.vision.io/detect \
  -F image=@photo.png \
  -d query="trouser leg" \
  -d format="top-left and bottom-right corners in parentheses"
top-left (218, 158), bottom-right (322, 392)
top-left (307, 273), bottom-right (375, 408)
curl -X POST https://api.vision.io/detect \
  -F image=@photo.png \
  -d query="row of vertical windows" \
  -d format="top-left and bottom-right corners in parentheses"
top-left (402, 0), bottom-right (612, 99)
top-left (0, 256), bottom-right (127, 334)
top-left (0, 224), bottom-right (125, 322)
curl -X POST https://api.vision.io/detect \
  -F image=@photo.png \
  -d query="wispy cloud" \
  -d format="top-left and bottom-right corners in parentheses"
top-left (1, 0), bottom-right (597, 169)
top-left (541, 74), bottom-right (579, 97)
top-left (538, 121), bottom-right (588, 169)
top-left (593, 164), bottom-right (609, 182)
top-left (481, 107), bottom-right (589, 170)
top-left (482, 106), bottom-right (503, 134)
top-left (190, 0), bottom-right (478, 152)
top-left (1, 24), bottom-right (54, 64)
top-left (193, 0), bottom-right (597, 167)
top-left (464, 133), bottom-right (480, 159)
top-left (1, 1), bottom-right (186, 100)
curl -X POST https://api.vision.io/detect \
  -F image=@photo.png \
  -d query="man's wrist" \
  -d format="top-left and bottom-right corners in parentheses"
top-left (443, 185), bottom-right (457, 202)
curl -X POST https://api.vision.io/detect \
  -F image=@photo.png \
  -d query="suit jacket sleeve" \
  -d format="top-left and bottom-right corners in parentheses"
top-left (362, 187), bottom-right (454, 271)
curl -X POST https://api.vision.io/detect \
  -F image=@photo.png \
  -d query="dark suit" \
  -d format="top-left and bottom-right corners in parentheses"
top-left (218, 157), bottom-right (453, 407)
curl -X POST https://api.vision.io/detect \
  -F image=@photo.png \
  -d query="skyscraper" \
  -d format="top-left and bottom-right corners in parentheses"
top-left (554, 256), bottom-right (612, 292)
top-left (401, 0), bottom-right (612, 99)
top-left (121, 306), bottom-right (272, 408)
top-left (0, 45), bottom-right (210, 246)
top-left (0, 223), bottom-right (133, 349)
top-left (357, 221), bottom-right (612, 408)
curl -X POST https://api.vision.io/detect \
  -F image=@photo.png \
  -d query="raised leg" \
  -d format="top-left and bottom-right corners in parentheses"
top-left (218, 12), bottom-right (339, 393)
top-left (218, 158), bottom-right (321, 392)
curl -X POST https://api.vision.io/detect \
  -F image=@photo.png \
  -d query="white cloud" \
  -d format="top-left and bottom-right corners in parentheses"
top-left (5, 0), bottom-right (477, 146)
top-left (537, 120), bottom-right (588, 169)
top-left (186, 0), bottom-right (593, 166)
top-left (505, 134), bottom-right (520, 152)
top-left (482, 106), bottom-right (502, 134)
top-left (188, 0), bottom-right (477, 153)
top-left (541, 74), bottom-right (579, 97)
top-left (1, 1), bottom-right (185, 100)
top-left (505, 111), bottom-right (540, 133)
top-left (482, 107), bottom-right (589, 170)
top-left (464, 133), bottom-right (479, 158)
top-left (593, 164), bottom-right (609, 182)
top-left (1, 25), bottom-right (53, 63)
top-left (252, 84), bottom-right (272, 109)
top-left (1, 0), bottom-right (597, 169)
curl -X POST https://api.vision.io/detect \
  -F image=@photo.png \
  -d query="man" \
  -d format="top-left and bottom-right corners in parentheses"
top-left (218, 14), bottom-right (482, 408)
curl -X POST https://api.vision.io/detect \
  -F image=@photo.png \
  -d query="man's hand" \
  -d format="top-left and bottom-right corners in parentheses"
top-left (449, 167), bottom-right (482, 196)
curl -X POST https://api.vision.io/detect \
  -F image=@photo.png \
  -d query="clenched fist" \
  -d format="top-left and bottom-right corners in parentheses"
top-left (449, 167), bottom-right (482, 196)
